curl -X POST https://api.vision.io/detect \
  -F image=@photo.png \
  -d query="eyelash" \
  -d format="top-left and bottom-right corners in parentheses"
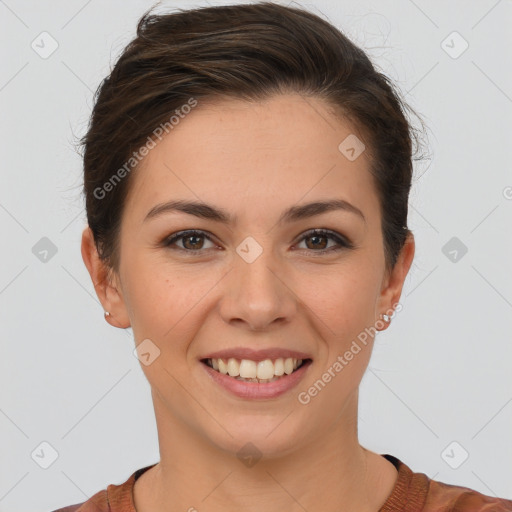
top-left (162, 228), bottom-right (353, 256)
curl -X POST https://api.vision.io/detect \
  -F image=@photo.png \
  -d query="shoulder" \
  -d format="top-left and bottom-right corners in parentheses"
top-left (49, 489), bottom-right (108, 512)
top-left (380, 453), bottom-right (512, 512)
top-left (425, 479), bottom-right (512, 511)
top-left (50, 505), bottom-right (84, 512)
top-left (49, 463), bottom-right (157, 512)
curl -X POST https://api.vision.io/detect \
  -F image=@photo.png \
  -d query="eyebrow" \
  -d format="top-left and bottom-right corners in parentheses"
top-left (143, 198), bottom-right (366, 225)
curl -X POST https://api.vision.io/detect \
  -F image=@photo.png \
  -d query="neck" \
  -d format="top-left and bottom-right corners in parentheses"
top-left (134, 390), bottom-right (397, 512)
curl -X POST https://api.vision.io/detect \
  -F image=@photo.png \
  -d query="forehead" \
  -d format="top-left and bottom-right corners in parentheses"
top-left (124, 93), bottom-right (379, 227)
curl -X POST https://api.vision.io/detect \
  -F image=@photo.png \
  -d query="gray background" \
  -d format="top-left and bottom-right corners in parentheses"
top-left (1, 0), bottom-right (511, 510)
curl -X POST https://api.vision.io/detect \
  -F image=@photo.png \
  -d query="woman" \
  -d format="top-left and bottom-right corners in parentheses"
top-left (53, 2), bottom-right (512, 511)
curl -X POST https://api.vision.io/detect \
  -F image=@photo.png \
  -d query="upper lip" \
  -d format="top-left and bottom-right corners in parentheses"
top-left (200, 347), bottom-right (312, 363)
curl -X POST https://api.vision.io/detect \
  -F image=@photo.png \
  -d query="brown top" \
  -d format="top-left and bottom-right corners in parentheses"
top-left (51, 454), bottom-right (512, 512)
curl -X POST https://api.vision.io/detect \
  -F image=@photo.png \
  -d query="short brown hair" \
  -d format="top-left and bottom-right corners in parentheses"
top-left (80, 1), bottom-right (424, 275)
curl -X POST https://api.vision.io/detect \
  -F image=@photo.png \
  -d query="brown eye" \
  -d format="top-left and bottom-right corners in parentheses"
top-left (181, 234), bottom-right (205, 250)
top-left (164, 230), bottom-right (216, 252)
top-left (296, 229), bottom-right (352, 254)
top-left (162, 228), bottom-right (352, 256)
top-left (304, 233), bottom-right (329, 250)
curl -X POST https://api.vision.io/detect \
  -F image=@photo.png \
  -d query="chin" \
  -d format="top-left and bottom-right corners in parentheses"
top-left (203, 417), bottom-right (310, 462)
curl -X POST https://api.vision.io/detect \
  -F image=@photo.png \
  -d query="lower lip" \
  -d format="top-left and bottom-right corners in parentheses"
top-left (201, 360), bottom-right (312, 399)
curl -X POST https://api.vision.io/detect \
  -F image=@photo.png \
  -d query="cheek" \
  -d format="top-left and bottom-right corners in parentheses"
top-left (302, 270), bottom-right (377, 408)
top-left (124, 255), bottom-right (217, 341)
top-left (295, 263), bottom-right (378, 335)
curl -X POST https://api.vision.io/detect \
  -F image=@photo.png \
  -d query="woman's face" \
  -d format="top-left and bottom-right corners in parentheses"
top-left (84, 93), bottom-right (414, 457)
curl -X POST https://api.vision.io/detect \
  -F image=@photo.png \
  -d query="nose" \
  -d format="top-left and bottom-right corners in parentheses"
top-left (219, 246), bottom-right (297, 332)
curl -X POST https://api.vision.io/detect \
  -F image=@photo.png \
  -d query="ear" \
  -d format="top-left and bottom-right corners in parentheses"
top-left (375, 231), bottom-right (415, 331)
top-left (81, 226), bottom-right (131, 329)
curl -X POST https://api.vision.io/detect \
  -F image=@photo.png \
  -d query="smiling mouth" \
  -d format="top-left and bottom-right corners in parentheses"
top-left (201, 357), bottom-right (312, 383)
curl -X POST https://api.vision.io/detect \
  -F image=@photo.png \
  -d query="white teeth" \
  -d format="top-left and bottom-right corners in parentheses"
top-left (218, 358), bottom-right (228, 374)
top-left (239, 359), bottom-right (257, 379)
top-left (227, 358), bottom-right (239, 377)
top-left (256, 359), bottom-right (274, 380)
top-left (284, 358), bottom-right (294, 375)
top-left (274, 357), bottom-right (285, 376)
top-left (207, 357), bottom-right (304, 379)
